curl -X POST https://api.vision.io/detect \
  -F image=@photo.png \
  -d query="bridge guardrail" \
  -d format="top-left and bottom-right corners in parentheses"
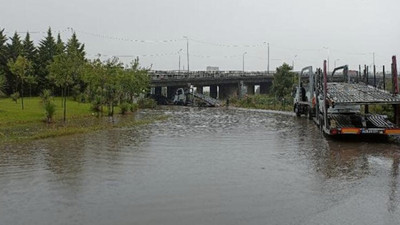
top-left (149, 71), bottom-right (274, 80)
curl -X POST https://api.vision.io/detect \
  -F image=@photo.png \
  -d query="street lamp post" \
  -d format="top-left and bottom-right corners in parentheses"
top-left (264, 42), bottom-right (270, 73)
top-left (242, 52), bottom-right (247, 72)
top-left (323, 47), bottom-right (330, 74)
top-left (334, 59), bottom-right (340, 68)
top-left (183, 36), bottom-right (189, 74)
top-left (292, 55), bottom-right (298, 70)
top-left (178, 49), bottom-right (183, 73)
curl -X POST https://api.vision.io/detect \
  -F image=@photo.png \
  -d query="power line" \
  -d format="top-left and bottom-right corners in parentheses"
top-left (69, 27), bottom-right (183, 44)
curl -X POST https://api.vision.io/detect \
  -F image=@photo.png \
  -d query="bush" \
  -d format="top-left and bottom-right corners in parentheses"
top-left (44, 101), bottom-right (56, 123)
top-left (10, 92), bottom-right (20, 103)
top-left (137, 98), bottom-right (157, 109)
top-left (119, 102), bottom-right (131, 115)
top-left (90, 96), bottom-right (103, 117)
top-left (40, 89), bottom-right (52, 104)
top-left (130, 103), bottom-right (139, 112)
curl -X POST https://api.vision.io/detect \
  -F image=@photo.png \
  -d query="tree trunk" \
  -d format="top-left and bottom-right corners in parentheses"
top-left (63, 86), bottom-right (67, 123)
top-left (61, 88), bottom-right (64, 107)
top-left (21, 80), bottom-right (24, 110)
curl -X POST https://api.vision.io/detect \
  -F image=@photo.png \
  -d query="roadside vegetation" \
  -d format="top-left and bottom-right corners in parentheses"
top-left (231, 63), bottom-right (296, 112)
top-left (0, 97), bottom-right (163, 144)
top-left (0, 27), bottom-right (160, 144)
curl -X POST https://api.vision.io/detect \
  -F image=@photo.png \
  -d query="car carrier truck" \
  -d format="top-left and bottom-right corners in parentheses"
top-left (294, 56), bottom-right (400, 136)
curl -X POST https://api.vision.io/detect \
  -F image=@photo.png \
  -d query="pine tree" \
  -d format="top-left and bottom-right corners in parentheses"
top-left (66, 32), bottom-right (86, 96)
top-left (7, 32), bottom-right (22, 60)
top-left (37, 27), bottom-right (57, 91)
top-left (4, 32), bottom-right (23, 94)
top-left (0, 28), bottom-right (7, 67)
top-left (22, 32), bottom-right (39, 95)
top-left (55, 33), bottom-right (65, 55)
top-left (0, 28), bottom-right (8, 93)
top-left (22, 32), bottom-right (37, 62)
top-left (66, 32), bottom-right (85, 58)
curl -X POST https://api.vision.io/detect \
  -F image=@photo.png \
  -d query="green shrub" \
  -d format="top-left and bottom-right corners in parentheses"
top-left (40, 89), bottom-right (52, 104)
top-left (90, 96), bottom-right (103, 117)
top-left (44, 101), bottom-right (56, 123)
top-left (130, 103), bottom-right (139, 112)
top-left (119, 102), bottom-right (131, 115)
top-left (10, 92), bottom-right (20, 103)
top-left (138, 98), bottom-right (157, 109)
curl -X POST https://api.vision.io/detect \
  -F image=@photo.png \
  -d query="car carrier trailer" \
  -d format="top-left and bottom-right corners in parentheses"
top-left (295, 56), bottom-right (400, 136)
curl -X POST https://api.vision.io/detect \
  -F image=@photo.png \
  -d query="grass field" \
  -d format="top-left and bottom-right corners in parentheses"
top-left (0, 97), bottom-right (92, 126)
top-left (230, 95), bottom-right (293, 112)
top-left (0, 97), bottom-right (165, 144)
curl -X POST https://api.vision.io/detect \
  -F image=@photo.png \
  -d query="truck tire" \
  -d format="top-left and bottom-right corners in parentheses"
top-left (295, 104), bottom-right (301, 117)
top-left (319, 116), bottom-right (324, 133)
top-left (308, 106), bottom-right (313, 120)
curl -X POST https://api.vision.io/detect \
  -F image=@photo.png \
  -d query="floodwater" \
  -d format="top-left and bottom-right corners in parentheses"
top-left (1, 107), bottom-right (400, 225)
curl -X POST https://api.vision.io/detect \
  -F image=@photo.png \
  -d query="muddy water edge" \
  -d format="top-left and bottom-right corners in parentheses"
top-left (1, 106), bottom-right (399, 225)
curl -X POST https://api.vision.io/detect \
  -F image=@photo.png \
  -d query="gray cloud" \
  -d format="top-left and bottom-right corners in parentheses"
top-left (1, 0), bottom-right (399, 71)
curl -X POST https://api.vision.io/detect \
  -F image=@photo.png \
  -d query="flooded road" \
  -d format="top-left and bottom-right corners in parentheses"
top-left (1, 107), bottom-right (400, 225)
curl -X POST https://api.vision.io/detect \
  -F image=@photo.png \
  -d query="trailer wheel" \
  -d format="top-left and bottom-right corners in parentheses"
top-left (319, 116), bottom-right (324, 132)
top-left (307, 107), bottom-right (313, 120)
top-left (295, 104), bottom-right (301, 117)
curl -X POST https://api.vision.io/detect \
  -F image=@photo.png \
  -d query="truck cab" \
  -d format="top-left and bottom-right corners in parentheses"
top-left (293, 66), bottom-right (315, 118)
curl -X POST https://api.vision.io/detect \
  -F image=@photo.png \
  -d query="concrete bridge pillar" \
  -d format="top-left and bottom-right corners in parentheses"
top-left (210, 85), bottom-right (218, 99)
top-left (167, 86), bottom-right (178, 100)
top-left (259, 82), bottom-right (272, 94)
top-left (155, 86), bottom-right (162, 96)
top-left (196, 86), bottom-right (203, 94)
top-left (219, 83), bottom-right (239, 99)
top-left (246, 84), bottom-right (255, 95)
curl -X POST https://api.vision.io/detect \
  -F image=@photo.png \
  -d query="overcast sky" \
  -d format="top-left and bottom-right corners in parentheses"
top-left (1, 0), bottom-right (399, 71)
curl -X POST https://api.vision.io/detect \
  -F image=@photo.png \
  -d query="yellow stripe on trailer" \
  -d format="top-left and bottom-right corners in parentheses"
top-left (384, 129), bottom-right (400, 135)
top-left (341, 128), bottom-right (360, 134)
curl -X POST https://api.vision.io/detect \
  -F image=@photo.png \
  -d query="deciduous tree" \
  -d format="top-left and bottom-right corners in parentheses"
top-left (271, 63), bottom-right (296, 99)
top-left (7, 55), bottom-right (34, 110)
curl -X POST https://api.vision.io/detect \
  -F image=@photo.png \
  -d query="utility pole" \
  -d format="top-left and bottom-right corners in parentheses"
top-left (243, 52), bottom-right (247, 73)
top-left (292, 55), bottom-right (297, 71)
top-left (183, 36), bottom-right (189, 74)
top-left (373, 52), bottom-right (375, 67)
top-left (178, 49), bottom-right (182, 73)
top-left (323, 47), bottom-right (330, 74)
top-left (267, 42), bottom-right (270, 74)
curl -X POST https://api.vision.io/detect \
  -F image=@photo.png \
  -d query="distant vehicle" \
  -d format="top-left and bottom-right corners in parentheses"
top-left (173, 88), bottom-right (221, 107)
top-left (173, 88), bottom-right (192, 105)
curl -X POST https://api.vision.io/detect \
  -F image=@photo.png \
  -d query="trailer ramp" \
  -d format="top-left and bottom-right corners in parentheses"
top-left (327, 83), bottom-right (400, 105)
top-left (193, 93), bottom-right (221, 107)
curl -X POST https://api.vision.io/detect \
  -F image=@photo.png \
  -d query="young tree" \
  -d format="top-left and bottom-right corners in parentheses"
top-left (7, 55), bottom-right (34, 110)
top-left (104, 58), bottom-right (123, 118)
top-left (272, 63), bottom-right (296, 99)
top-left (82, 59), bottom-right (108, 115)
top-left (48, 50), bottom-right (84, 122)
top-left (120, 58), bottom-right (150, 103)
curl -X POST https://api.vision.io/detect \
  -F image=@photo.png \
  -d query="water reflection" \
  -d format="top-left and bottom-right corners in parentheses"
top-left (389, 153), bottom-right (400, 213)
top-left (0, 107), bottom-right (399, 224)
